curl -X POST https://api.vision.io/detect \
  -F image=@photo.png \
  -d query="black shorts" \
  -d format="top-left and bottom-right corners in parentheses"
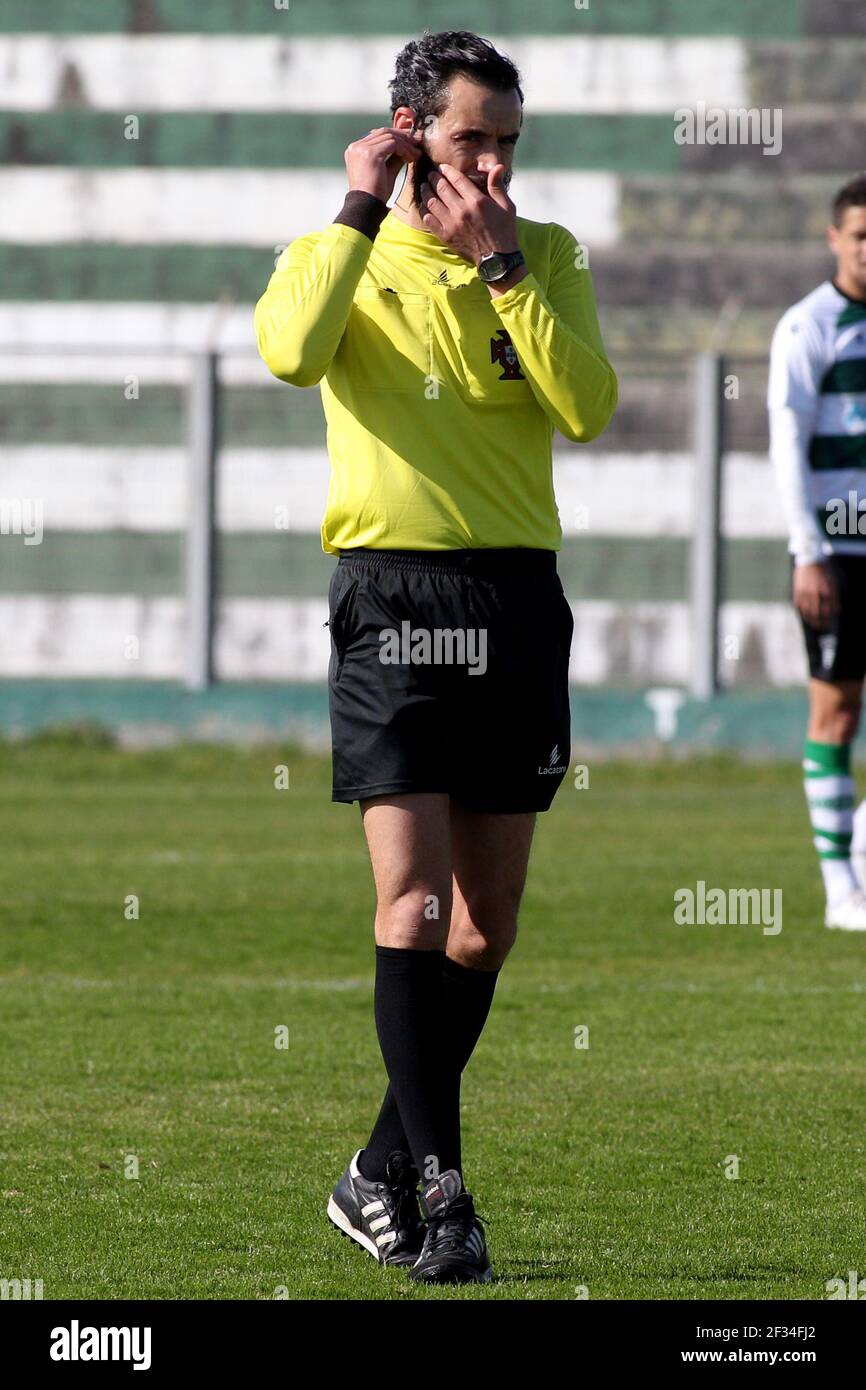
top-left (327, 547), bottom-right (574, 813)
top-left (798, 552), bottom-right (866, 683)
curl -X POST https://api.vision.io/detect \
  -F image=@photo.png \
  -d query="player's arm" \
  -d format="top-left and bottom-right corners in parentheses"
top-left (767, 312), bottom-right (838, 624)
top-left (486, 223), bottom-right (618, 443)
top-left (254, 220), bottom-right (377, 387)
top-left (254, 127), bottom-right (421, 387)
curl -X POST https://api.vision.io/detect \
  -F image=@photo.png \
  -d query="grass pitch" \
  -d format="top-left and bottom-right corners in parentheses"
top-left (1, 734), bottom-right (863, 1300)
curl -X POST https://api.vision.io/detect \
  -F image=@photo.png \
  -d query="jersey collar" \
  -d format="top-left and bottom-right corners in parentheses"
top-left (831, 276), bottom-right (866, 307)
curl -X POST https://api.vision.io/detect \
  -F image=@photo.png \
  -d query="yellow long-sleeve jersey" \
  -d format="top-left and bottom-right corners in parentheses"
top-left (254, 196), bottom-right (617, 554)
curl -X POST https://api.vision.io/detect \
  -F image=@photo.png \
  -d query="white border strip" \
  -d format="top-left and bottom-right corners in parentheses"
top-left (0, 596), bottom-right (802, 685)
top-left (0, 168), bottom-right (619, 246)
top-left (0, 447), bottom-right (784, 536)
top-left (0, 35), bottom-right (746, 113)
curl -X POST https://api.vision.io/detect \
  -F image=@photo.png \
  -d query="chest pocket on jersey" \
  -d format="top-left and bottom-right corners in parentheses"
top-left (448, 286), bottom-right (533, 404)
top-left (340, 288), bottom-right (434, 393)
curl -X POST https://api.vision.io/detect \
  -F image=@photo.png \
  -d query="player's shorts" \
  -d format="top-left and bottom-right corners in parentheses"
top-left (797, 552), bottom-right (866, 682)
top-left (327, 547), bottom-right (574, 813)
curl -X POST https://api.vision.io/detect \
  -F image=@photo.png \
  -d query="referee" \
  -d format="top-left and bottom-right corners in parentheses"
top-left (254, 30), bottom-right (617, 1284)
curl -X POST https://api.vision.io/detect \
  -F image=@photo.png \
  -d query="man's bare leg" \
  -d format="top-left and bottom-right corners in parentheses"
top-left (360, 792), bottom-right (453, 949)
top-left (358, 796), bottom-right (536, 1179)
top-left (355, 792), bottom-right (459, 1184)
top-left (447, 802), bottom-right (537, 969)
top-left (807, 677), bottom-right (862, 745)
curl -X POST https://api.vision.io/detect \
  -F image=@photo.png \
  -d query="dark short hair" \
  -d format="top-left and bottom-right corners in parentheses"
top-left (388, 29), bottom-right (523, 127)
top-left (833, 175), bottom-right (866, 226)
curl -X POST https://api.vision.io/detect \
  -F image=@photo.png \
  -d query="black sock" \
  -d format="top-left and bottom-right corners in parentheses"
top-left (362, 944), bottom-right (461, 1185)
top-left (441, 953), bottom-right (501, 1072)
top-left (358, 953), bottom-right (501, 1182)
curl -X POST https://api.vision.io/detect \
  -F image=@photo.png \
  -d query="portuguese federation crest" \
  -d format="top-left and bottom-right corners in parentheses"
top-left (490, 329), bottom-right (526, 381)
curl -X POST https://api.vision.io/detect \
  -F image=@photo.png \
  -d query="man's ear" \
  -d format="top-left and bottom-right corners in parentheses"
top-left (392, 106), bottom-right (417, 135)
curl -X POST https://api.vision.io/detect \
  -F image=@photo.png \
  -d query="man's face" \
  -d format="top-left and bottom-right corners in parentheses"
top-left (828, 205), bottom-right (866, 296)
top-left (396, 73), bottom-right (522, 206)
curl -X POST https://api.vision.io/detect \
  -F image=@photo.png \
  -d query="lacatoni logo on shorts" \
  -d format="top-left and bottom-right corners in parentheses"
top-left (49, 1321), bottom-right (152, 1371)
top-left (538, 744), bottom-right (567, 775)
top-left (378, 622), bottom-right (487, 675)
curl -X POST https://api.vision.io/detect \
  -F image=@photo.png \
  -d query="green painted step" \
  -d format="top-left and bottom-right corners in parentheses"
top-left (594, 246), bottom-right (831, 310)
top-left (0, 383), bottom-right (325, 447)
top-left (679, 112), bottom-right (866, 176)
top-left (620, 175), bottom-right (853, 243)
top-left (3, 112), bottom-right (862, 176)
top-left (0, 374), bottom-right (774, 452)
top-left (805, 0), bottom-right (866, 39)
top-left (0, 112), bottom-right (679, 173)
top-left (0, 243), bottom-right (834, 311)
top-left (603, 308), bottom-right (784, 356)
top-left (2, 0), bottom-right (806, 39)
top-left (0, 531), bottom-right (183, 597)
top-left (0, 533), bottom-right (790, 602)
top-left (0, 243), bottom-right (278, 302)
top-left (750, 40), bottom-right (866, 103)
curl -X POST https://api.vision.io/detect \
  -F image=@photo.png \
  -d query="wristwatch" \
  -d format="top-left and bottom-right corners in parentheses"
top-left (477, 249), bottom-right (526, 283)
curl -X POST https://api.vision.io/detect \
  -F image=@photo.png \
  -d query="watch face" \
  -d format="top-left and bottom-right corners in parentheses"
top-left (480, 254), bottom-right (507, 280)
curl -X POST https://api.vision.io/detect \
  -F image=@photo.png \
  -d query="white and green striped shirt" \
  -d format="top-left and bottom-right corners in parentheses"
top-left (768, 279), bottom-right (866, 564)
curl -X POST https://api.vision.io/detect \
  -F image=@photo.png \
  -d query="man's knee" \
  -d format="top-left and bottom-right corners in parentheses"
top-left (448, 898), bottom-right (520, 969)
top-left (836, 702), bottom-right (863, 743)
top-left (375, 887), bottom-right (451, 947)
top-left (809, 686), bottom-right (863, 743)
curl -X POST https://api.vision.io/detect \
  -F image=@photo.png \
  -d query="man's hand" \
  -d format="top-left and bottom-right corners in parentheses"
top-left (419, 162), bottom-right (519, 267)
top-left (344, 127), bottom-right (423, 203)
top-left (794, 560), bottom-right (838, 628)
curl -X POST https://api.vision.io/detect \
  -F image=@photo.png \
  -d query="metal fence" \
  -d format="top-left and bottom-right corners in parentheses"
top-left (0, 345), bottom-right (785, 694)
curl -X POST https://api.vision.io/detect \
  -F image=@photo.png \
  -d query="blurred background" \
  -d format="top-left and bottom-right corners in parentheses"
top-left (2, 0), bottom-right (863, 752)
